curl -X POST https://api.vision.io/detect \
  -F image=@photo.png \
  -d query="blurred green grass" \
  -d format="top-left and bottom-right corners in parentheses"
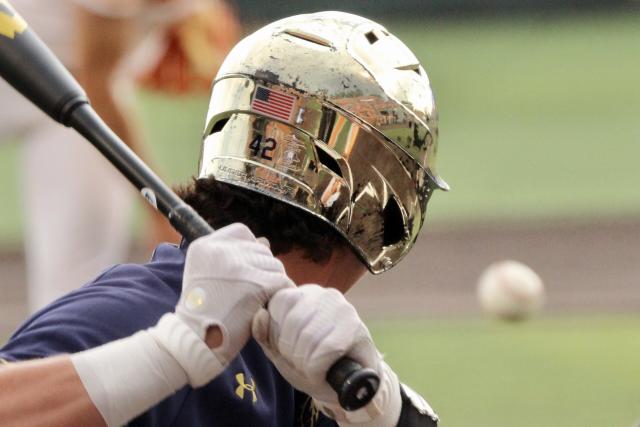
top-left (1, 13), bottom-right (639, 244)
top-left (0, 140), bottom-right (21, 243)
top-left (396, 13), bottom-right (640, 222)
top-left (370, 315), bottom-right (640, 427)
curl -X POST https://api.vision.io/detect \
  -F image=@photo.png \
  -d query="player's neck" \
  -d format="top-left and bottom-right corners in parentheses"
top-left (277, 246), bottom-right (367, 293)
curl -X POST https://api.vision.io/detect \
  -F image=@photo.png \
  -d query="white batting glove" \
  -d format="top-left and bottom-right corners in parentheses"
top-left (72, 223), bottom-right (294, 426)
top-left (252, 285), bottom-right (402, 426)
top-left (154, 222), bottom-right (296, 386)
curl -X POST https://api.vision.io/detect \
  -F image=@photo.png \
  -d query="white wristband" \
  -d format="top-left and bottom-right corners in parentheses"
top-left (149, 313), bottom-right (223, 387)
top-left (71, 313), bottom-right (221, 427)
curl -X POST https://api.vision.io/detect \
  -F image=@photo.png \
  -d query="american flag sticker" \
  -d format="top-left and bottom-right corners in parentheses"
top-left (251, 85), bottom-right (296, 122)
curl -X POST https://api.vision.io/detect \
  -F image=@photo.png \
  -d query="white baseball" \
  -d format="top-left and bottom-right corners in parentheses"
top-left (477, 260), bottom-right (544, 321)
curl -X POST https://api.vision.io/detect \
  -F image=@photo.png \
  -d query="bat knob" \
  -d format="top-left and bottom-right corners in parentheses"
top-left (326, 357), bottom-right (380, 411)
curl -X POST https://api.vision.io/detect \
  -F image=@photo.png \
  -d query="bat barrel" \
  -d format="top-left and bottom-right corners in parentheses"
top-left (0, 10), bottom-right (87, 124)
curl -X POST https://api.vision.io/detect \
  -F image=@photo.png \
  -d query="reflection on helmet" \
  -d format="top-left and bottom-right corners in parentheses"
top-left (199, 11), bottom-right (448, 274)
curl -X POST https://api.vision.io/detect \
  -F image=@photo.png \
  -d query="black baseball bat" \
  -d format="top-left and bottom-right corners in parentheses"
top-left (0, 1), bottom-right (378, 411)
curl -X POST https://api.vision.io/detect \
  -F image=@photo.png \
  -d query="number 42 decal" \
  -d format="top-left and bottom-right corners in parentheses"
top-left (249, 135), bottom-right (277, 161)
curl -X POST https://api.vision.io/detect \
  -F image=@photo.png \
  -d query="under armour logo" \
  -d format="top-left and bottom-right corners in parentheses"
top-left (235, 373), bottom-right (257, 403)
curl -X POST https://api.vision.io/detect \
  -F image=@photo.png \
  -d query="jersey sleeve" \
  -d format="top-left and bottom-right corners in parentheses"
top-left (0, 264), bottom-right (178, 362)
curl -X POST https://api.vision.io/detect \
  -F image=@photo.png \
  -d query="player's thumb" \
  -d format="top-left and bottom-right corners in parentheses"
top-left (252, 308), bottom-right (275, 354)
top-left (252, 308), bottom-right (295, 376)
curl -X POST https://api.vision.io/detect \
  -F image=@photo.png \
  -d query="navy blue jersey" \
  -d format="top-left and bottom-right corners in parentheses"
top-left (0, 243), bottom-right (337, 427)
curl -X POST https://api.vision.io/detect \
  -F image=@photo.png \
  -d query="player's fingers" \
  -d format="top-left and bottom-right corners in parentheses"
top-left (268, 287), bottom-right (305, 325)
top-left (267, 287), bottom-right (311, 359)
top-left (301, 297), bottom-right (360, 378)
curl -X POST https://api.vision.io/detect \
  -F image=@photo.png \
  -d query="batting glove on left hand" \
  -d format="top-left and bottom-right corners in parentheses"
top-left (166, 223), bottom-right (295, 386)
top-left (252, 285), bottom-right (402, 426)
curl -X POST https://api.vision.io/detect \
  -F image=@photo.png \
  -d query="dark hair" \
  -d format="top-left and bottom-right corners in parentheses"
top-left (176, 176), bottom-right (348, 263)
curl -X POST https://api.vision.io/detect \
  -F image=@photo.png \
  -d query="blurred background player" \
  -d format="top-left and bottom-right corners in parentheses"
top-left (0, 0), bottom-right (241, 312)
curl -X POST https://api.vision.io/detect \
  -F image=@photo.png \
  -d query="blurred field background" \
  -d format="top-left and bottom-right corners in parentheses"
top-left (1, 2), bottom-right (640, 426)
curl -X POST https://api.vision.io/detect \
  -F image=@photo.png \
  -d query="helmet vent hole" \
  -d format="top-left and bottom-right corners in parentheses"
top-left (209, 118), bottom-right (229, 135)
top-left (395, 64), bottom-right (421, 76)
top-left (283, 29), bottom-right (333, 48)
top-left (316, 146), bottom-right (343, 178)
top-left (365, 31), bottom-right (379, 44)
top-left (382, 198), bottom-right (405, 247)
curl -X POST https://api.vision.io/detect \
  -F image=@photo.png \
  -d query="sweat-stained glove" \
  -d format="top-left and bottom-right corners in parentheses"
top-left (72, 223), bottom-right (294, 427)
top-left (252, 285), bottom-right (402, 427)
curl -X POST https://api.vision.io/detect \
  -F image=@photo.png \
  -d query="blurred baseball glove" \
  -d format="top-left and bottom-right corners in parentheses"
top-left (136, 0), bottom-right (241, 94)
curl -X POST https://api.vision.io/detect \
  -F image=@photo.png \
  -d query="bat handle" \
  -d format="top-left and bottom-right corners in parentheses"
top-left (326, 357), bottom-right (380, 411)
top-left (168, 203), bottom-right (214, 242)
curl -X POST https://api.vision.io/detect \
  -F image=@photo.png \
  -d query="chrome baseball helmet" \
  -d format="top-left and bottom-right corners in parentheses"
top-left (198, 11), bottom-right (448, 273)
